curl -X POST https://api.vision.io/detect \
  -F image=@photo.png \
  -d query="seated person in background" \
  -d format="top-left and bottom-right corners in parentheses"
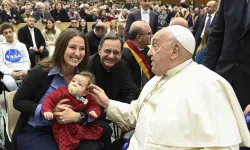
top-left (32, 2), bottom-right (53, 24)
top-left (0, 32), bottom-right (17, 43)
top-left (117, 23), bottom-right (126, 43)
top-left (195, 30), bottom-right (210, 64)
top-left (86, 21), bottom-right (108, 55)
top-left (41, 71), bottom-right (103, 150)
top-left (50, 1), bottom-right (70, 23)
top-left (18, 15), bottom-right (49, 68)
top-left (0, 0), bottom-right (22, 24)
top-left (68, 18), bottom-right (78, 29)
top-left (20, 5), bottom-right (32, 23)
top-left (42, 19), bottom-right (61, 57)
top-left (77, 19), bottom-right (88, 34)
top-left (0, 23), bottom-right (30, 91)
top-left (67, 4), bottom-right (81, 22)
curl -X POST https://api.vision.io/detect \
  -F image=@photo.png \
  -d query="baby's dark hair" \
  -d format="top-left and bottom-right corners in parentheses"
top-left (77, 71), bottom-right (95, 85)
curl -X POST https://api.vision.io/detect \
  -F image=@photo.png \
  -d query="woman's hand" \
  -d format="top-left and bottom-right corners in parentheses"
top-left (53, 99), bottom-right (72, 112)
top-left (53, 105), bottom-right (80, 124)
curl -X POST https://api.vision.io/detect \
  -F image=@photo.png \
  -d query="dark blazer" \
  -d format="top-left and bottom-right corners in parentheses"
top-left (11, 65), bottom-right (53, 150)
top-left (203, 0), bottom-right (250, 110)
top-left (192, 13), bottom-right (216, 44)
top-left (50, 9), bottom-right (70, 22)
top-left (18, 25), bottom-right (46, 50)
top-left (79, 11), bottom-right (94, 22)
top-left (88, 54), bottom-right (137, 103)
top-left (32, 10), bottom-right (53, 23)
top-left (0, 9), bottom-right (22, 24)
top-left (125, 10), bottom-right (158, 40)
top-left (85, 30), bottom-right (101, 56)
top-left (122, 46), bottom-right (154, 98)
top-left (166, 11), bottom-right (176, 24)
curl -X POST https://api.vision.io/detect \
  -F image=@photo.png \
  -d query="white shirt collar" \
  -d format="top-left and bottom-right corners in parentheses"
top-left (141, 7), bottom-right (150, 14)
top-left (28, 27), bottom-right (34, 31)
top-left (207, 12), bottom-right (216, 18)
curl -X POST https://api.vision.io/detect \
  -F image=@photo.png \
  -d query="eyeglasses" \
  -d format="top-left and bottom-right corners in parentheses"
top-left (103, 49), bottom-right (121, 56)
top-left (139, 31), bottom-right (152, 36)
top-left (71, 22), bottom-right (77, 24)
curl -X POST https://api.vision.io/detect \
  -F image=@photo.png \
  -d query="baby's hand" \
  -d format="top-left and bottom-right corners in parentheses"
top-left (44, 112), bottom-right (53, 120)
top-left (89, 111), bottom-right (98, 118)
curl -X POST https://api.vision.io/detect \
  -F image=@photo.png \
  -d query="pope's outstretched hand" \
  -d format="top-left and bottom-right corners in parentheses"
top-left (88, 84), bottom-right (110, 109)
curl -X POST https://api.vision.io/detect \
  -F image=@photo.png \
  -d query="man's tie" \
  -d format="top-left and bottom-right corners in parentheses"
top-left (205, 14), bottom-right (212, 31)
top-left (243, 0), bottom-right (250, 29)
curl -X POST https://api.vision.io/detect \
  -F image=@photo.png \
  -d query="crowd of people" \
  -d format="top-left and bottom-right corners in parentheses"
top-left (0, 0), bottom-right (250, 150)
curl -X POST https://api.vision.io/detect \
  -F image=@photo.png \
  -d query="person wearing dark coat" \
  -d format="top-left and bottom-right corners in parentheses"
top-left (125, 0), bottom-right (158, 40)
top-left (192, 0), bottom-right (217, 56)
top-left (86, 22), bottom-right (107, 55)
top-left (50, 1), bottom-right (70, 22)
top-left (18, 16), bottom-right (49, 67)
top-left (88, 34), bottom-right (137, 150)
top-left (79, 4), bottom-right (94, 22)
top-left (122, 21), bottom-right (154, 98)
top-left (0, 2), bottom-right (22, 24)
top-left (203, 1), bottom-right (250, 143)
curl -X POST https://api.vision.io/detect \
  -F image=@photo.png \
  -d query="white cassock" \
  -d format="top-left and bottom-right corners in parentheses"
top-left (106, 59), bottom-right (250, 150)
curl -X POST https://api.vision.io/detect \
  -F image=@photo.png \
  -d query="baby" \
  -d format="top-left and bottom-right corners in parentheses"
top-left (41, 71), bottom-right (103, 150)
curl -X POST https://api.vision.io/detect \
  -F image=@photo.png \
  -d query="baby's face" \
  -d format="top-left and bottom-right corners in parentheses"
top-left (68, 75), bottom-right (89, 96)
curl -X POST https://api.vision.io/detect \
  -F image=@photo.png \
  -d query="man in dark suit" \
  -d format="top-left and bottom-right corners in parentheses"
top-left (32, 2), bottom-right (53, 23)
top-left (203, 1), bottom-right (250, 145)
top-left (166, 5), bottom-right (178, 24)
top-left (122, 21), bottom-right (154, 98)
top-left (89, 33), bottom-right (137, 150)
top-left (86, 21), bottom-right (107, 55)
top-left (125, 0), bottom-right (158, 40)
top-left (18, 16), bottom-right (48, 67)
top-left (192, 0), bottom-right (217, 55)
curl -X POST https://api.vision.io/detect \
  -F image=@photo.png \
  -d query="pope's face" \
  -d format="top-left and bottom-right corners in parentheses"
top-left (148, 32), bottom-right (174, 76)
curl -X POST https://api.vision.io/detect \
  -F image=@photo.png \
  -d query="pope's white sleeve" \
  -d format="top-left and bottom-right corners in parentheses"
top-left (106, 99), bottom-right (139, 128)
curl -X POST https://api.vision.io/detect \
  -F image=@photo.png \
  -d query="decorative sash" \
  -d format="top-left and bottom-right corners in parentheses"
top-left (124, 40), bottom-right (151, 79)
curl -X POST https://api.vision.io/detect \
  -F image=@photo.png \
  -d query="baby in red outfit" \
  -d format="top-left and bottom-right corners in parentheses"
top-left (41, 71), bottom-right (103, 150)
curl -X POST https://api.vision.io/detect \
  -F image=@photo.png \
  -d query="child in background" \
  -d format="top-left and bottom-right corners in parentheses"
top-left (41, 71), bottom-right (103, 150)
top-left (195, 30), bottom-right (210, 64)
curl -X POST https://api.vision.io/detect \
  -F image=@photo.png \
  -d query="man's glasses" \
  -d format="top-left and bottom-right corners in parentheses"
top-left (71, 22), bottom-right (77, 24)
top-left (139, 31), bottom-right (152, 36)
top-left (103, 49), bottom-right (121, 56)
